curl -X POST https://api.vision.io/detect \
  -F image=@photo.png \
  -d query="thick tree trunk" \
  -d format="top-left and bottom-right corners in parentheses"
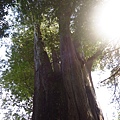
top-left (32, 6), bottom-right (104, 120)
top-left (59, 10), bottom-right (104, 119)
top-left (59, 33), bottom-right (93, 119)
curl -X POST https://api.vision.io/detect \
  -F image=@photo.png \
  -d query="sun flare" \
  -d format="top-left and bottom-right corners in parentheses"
top-left (94, 0), bottom-right (120, 40)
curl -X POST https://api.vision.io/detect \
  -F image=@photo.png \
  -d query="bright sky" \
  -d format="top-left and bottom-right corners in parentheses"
top-left (92, 0), bottom-right (120, 119)
top-left (93, 0), bottom-right (120, 42)
top-left (0, 0), bottom-right (120, 119)
top-left (0, 41), bottom-right (7, 119)
top-left (92, 71), bottom-right (118, 120)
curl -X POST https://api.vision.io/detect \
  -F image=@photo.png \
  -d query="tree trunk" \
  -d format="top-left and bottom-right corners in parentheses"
top-left (32, 23), bottom-right (54, 120)
top-left (32, 8), bottom-right (104, 120)
top-left (32, 23), bottom-right (68, 120)
top-left (59, 17), bottom-right (92, 120)
top-left (59, 10), bottom-right (104, 119)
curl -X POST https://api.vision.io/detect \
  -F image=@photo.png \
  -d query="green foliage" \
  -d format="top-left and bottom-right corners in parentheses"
top-left (1, 27), bottom-right (34, 119)
top-left (2, 27), bottom-right (34, 99)
top-left (41, 15), bottom-right (60, 60)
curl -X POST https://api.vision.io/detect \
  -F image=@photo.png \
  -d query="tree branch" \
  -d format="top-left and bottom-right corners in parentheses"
top-left (100, 68), bottom-right (120, 83)
top-left (103, 46), bottom-right (120, 54)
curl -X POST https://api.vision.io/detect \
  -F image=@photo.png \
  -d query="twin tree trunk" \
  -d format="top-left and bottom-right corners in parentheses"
top-left (32, 11), bottom-right (104, 120)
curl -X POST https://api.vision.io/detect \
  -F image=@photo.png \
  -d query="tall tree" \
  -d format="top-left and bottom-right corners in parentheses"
top-left (3, 0), bottom-right (120, 119)
top-left (31, 0), bottom-right (104, 120)
top-left (1, 0), bottom-right (105, 119)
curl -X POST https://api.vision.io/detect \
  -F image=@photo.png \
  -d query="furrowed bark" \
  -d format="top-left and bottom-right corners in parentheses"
top-left (52, 49), bottom-right (60, 73)
top-left (32, 23), bottom-right (67, 120)
top-left (59, 6), bottom-right (104, 119)
top-left (74, 42), bottom-right (104, 120)
top-left (59, 12), bottom-right (94, 119)
top-left (32, 23), bottom-right (53, 120)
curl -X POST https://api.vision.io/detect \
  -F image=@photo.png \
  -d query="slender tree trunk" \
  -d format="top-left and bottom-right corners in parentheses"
top-left (32, 23), bottom-right (54, 120)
